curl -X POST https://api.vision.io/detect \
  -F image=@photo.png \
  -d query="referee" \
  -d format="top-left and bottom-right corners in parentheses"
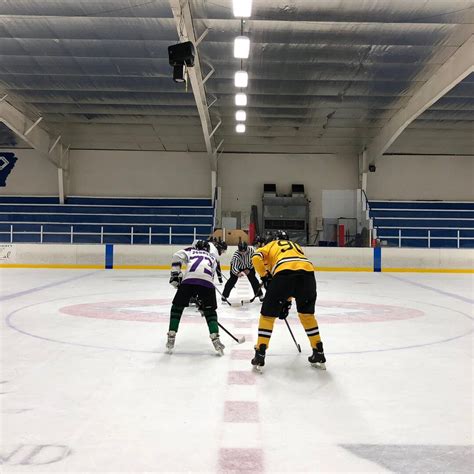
top-left (222, 241), bottom-right (263, 302)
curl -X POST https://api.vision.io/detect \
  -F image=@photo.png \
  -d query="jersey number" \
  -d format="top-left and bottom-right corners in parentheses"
top-left (277, 240), bottom-right (304, 255)
top-left (189, 255), bottom-right (213, 275)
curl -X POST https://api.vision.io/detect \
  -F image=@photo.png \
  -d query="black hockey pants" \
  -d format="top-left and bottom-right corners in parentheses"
top-left (222, 268), bottom-right (262, 298)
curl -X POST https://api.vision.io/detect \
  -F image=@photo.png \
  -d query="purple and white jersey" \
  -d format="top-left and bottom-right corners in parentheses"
top-left (192, 239), bottom-right (220, 262)
top-left (172, 247), bottom-right (217, 288)
top-left (208, 242), bottom-right (220, 261)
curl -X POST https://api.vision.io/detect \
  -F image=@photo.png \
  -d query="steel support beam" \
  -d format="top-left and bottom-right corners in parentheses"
top-left (169, 0), bottom-right (217, 171)
top-left (0, 100), bottom-right (67, 168)
top-left (365, 35), bottom-right (474, 166)
top-left (24, 116), bottom-right (43, 136)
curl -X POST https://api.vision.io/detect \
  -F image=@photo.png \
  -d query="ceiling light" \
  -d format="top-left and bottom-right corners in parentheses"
top-left (235, 93), bottom-right (247, 106)
top-left (233, 0), bottom-right (252, 17)
top-left (235, 110), bottom-right (247, 121)
top-left (234, 36), bottom-right (250, 58)
top-left (234, 71), bottom-right (248, 88)
top-left (236, 124), bottom-right (246, 133)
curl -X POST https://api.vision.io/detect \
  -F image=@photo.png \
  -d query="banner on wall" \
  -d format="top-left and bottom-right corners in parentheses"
top-left (0, 244), bottom-right (15, 261)
top-left (0, 152), bottom-right (18, 186)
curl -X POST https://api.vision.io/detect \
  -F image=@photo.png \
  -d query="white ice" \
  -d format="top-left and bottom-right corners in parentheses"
top-left (1, 269), bottom-right (473, 473)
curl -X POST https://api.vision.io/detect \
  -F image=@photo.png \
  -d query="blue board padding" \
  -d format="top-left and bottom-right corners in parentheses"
top-left (105, 244), bottom-right (114, 269)
top-left (374, 247), bottom-right (381, 272)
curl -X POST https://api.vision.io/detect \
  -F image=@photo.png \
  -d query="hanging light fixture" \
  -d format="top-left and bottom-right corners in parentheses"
top-left (235, 93), bottom-right (247, 106)
top-left (234, 71), bottom-right (248, 88)
top-left (234, 36), bottom-right (250, 58)
top-left (235, 110), bottom-right (247, 121)
top-left (233, 0), bottom-right (252, 18)
top-left (236, 123), bottom-right (246, 133)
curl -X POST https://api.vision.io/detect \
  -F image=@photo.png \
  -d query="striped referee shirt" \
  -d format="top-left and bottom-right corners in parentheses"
top-left (230, 247), bottom-right (256, 275)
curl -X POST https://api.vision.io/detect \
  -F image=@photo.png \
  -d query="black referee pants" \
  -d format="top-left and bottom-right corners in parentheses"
top-left (222, 268), bottom-right (262, 299)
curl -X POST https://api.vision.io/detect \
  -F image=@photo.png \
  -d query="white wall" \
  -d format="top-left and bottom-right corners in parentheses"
top-left (218, 153), bottom-right (359, 231)
top-left (69, 150), bottom-right (211, 197)
top-left (2, 149), bottom-right (473, 210)
top-left (0, 149), bottom-right (212, 198)
top-left (367, 155), bottom-right (474, 201)
top-left (0, 149), bottom-right (58, 195)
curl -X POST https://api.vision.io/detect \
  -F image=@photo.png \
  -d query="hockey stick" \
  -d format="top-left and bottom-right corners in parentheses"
top-left (214, 285), bottom-right (245, 307)
top-left (218, 322), bottom-right (245, 344)
top-left (195, 297), bottom-right (245, 344)
top-left (242, 282), bottom-right (264, 305)
top-left (284, 319), bottom-right (301, 353)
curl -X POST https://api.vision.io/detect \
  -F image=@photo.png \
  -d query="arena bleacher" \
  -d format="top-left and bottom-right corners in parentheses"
top-left (369, 200), bottom-right (474, 248)
top-left (0, 196), bottom-right (214, 245)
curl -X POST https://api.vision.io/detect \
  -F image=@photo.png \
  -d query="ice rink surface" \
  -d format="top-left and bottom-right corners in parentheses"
top-left (1, 268), bottom-right (473, 473)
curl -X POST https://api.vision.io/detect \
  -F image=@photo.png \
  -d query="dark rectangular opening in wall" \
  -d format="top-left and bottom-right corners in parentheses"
top-left (264, 219), bottom-right (305, 230)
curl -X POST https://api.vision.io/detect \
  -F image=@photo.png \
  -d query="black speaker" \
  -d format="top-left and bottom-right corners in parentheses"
top-left (291, 184), bottom-right (305, 195)
top-left (263, 183), bottom-right (276, 194)
top-left (369, 164), bottom-right (376, 173)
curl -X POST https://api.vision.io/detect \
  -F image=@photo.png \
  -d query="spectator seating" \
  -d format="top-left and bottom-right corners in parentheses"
top-left (369, 200), bottom-right (474, 248)
top-left (0, 196), bottom-right (214, 245)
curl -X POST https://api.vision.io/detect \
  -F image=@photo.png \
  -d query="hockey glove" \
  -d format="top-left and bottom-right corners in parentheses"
top-left (261, 272), bottom-right (272, 290)
top-left (278, 299), bottom-right (292, 320)
top-left (169, 271), bottom-right (183, 289)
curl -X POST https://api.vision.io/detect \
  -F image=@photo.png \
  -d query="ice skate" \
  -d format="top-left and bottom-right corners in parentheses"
top-left (210, 333), bottom-right (225, 356)
top-left (308, 342), bottom-right (326, 370)
top-left (251, 344), bottom-right (266, 373)
top-left (166, 330), bottom-right (176, 354)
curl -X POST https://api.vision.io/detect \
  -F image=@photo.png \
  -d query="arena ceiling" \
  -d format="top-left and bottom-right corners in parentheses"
top-left (0, 0), bottom-right (473, 157)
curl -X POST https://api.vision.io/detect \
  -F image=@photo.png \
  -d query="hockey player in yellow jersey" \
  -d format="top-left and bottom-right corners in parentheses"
top-left (251, 230), bottom-right (326, 371)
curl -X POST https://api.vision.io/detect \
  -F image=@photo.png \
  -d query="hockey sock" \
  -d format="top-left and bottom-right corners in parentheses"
top-left (203, 309), bottom-right (219, 334)
top-left (169, 305), bottom-right (185, 332)
top-left (298, 313), bottom-right (321, 348)
top-left (257, 315), bottom-right (276, 348)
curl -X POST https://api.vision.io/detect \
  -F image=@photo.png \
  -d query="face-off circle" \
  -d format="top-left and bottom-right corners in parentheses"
top-left (59, 299), bottom-right (424, 323)
top-left (60, 299), bottom-right (174, 322)
top-left (316, 301), bottom-right (424, 323)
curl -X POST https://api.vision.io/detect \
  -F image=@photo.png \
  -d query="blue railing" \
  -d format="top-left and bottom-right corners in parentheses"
top-left (0, 223), bottom-right (209, 245)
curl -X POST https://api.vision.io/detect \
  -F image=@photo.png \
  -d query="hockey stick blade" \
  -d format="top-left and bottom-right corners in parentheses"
top-left (218, 322), bottom-right (245, 345)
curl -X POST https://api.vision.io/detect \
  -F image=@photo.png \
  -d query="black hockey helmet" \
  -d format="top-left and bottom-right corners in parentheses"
top-left (194, 240), bottom-right (210, 252)
top-left (253, 235), bottom-right (266, 248)
top-left (215, 240), bottom-right (228, 254)
top-left (264, 232), bottom-right (274, 244)
top-left (274, 230), bottom-right (289, 241)
top-left (238, 241), bottom-right (248, 252)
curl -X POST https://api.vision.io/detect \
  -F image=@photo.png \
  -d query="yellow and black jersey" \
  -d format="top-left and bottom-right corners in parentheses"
top-left (252, 240), bottom-right (314, 277)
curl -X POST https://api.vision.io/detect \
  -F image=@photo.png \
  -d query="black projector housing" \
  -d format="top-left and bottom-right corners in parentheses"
top-left (168, 41), bottom-right (195, 83)
top-left (168, 41), bottom-right (195, 67)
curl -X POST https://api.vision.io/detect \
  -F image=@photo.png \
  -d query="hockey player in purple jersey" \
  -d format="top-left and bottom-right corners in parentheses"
top-left (166, 240), bottom-right (225, 355)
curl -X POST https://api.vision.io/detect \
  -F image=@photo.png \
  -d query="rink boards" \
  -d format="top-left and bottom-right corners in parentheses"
top-left (0, 243), bottom-right (472, 273)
